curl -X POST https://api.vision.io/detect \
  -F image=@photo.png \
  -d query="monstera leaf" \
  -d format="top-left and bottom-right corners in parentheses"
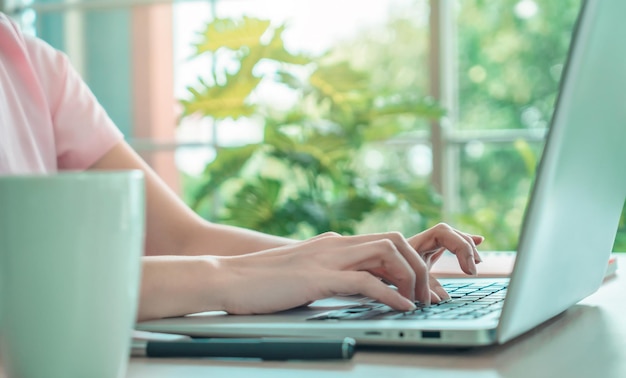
top-left (264, 25), bottom-right (311, 65)
top-left (182, 18), bottom-right (312, 121)
top-left (194, 17), bottom-right (271, 54)
top-left (181, 16), bottom-right (445, 237)
top-left (191, 144), bottom-right (259, 210)
top-left (180, 75), bottom-right (261, 119)
top-left (309, 62), bottom-right (370, 104)
top-left (222, 178), bottom-right (284, 230)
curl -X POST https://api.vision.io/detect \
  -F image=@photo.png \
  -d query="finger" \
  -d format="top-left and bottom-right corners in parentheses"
top-left (453, 230), bottom-right (483, 264)
top-left (335, 239), bottom-right (417, 303)
top-left (411, 223), bottom-right (478, 276)
top-left (429, 274), bottom-right (450, 301)
top-left (309, 231), bottom-right (342, 241)
top-left (423, 247), bottom-right (446, 268)
top-left (330, 271), bottom-right (416, 312)
top-left (430, 290), bottom-right (442, 304)
top-left (337, 233), bottom-right (431, 305)
top-left (472, 234), bottom-right (485, 246)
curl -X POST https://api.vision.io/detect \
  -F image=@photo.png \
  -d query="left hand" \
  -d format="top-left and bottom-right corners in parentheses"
top-left (408, 223), bottom-right (484, 303)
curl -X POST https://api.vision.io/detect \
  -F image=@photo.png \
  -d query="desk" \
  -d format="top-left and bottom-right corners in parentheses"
top-left (0, 265), bottom-right (621, 377)
top-left (127, 255), bottom-right (626, 378)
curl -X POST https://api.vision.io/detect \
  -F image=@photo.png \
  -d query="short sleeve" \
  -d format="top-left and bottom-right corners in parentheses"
top-left (23, 33), bottom-right (124, 170)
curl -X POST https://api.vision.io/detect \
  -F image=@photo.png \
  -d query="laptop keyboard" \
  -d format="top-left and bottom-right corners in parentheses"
top-left (307, 282), bottom-right (507, 321)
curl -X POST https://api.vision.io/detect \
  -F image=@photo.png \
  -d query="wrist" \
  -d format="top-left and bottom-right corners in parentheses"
top-left (137, 255), bottom-right (225, 321)
top-left (180, 221), bottom-right (296, 257)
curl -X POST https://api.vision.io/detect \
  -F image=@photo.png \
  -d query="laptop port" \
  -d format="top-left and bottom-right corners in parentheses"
top-left (421, 331), bottom-right (441, 339)
top-left (364, 331), bottom-right (382, 336)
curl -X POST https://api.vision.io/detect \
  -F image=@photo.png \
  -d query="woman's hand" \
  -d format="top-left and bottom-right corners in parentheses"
top-left (211, 223), bottom-right (483, 315)
top-left (408, 223), bottom-right (483, 303)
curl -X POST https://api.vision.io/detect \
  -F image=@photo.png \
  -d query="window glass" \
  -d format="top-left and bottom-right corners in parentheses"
top-left (16, 0), bottom-right (625, 249)
top-left (452, 0), bottom-right (583, 249)
top-left (174, 0), bottom-right (435, 238)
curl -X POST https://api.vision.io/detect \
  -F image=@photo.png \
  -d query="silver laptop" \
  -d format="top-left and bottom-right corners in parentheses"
top-left (137, 0), bottom-right (626, 347)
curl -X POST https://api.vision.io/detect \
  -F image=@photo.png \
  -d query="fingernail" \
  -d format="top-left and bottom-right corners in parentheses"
top-left (431, 291), bottom-right (442, 303)
top-left (467, 256), bottom-right (477, 275)
top-left (439, 289), bottom-right (451, 301)
top-left (403, 298), bottom-right (417, 311)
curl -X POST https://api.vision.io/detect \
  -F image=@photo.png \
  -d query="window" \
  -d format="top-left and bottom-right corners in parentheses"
top-left (5, 0), bottom-right (624, 250)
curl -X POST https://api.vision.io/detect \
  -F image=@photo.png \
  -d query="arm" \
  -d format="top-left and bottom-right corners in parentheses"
top-left (89, 141), bottom-right (296, 320)
top-left (26, 23), bottom-right (482, 321)
top-left (91, 141), bottom-right (483, 322)
top-left (89, 140), bottom-right (294, 257)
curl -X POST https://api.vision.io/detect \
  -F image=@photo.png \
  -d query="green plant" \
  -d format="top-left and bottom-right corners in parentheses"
top-left (180, 17), bottom-right (445, 238)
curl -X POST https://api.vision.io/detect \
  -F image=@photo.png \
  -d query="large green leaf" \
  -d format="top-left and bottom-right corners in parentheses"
top-left (361, 122), bottom-right (408, 142)
top-left (309, 62), bottom-right (371, 107)
top-left (182, 15), bottom-right (449, 239)
top-left (195, 17), bottom-right (271, 54)
top-left (222, 178), bottom-right (285, 232)
top-left (265, 132), bottom-right (351, 182)
top-left (180, 74), bottom-right (261, 119)
top-left (191, 144), bottom-right (259, 210)
top-left (275, 197), bottom-right (332, 235)
top-left (264, 25), bottom-right (312, 65)
top-left (263, 122), bottom-right (297, 150)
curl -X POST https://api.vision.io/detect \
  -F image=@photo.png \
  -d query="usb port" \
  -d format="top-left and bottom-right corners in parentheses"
top-left (421, 331), bottom-right (441, 339)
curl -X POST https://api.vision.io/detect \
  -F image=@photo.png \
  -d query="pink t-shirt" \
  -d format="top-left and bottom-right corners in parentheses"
top-left (0, 13), bottom-right (123, 174)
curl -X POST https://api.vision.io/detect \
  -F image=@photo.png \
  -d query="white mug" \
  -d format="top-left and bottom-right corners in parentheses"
top-left (0, 171), bottom-right (145, 378)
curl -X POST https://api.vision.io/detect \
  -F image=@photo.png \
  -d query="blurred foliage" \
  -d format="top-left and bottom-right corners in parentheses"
top-left (180, 16), bottom-right (444, 237)
top-left (335, 0), bottom-right (625, 251)
top-left (180, 0), bottom-right (626, 250)
top-left (323, 0), bottom-right (583, 249)
top-left (453, 0), bottom-right (625, 251)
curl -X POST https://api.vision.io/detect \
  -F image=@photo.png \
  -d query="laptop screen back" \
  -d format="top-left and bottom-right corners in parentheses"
top-left (498, 0), bottom-right (626, 343)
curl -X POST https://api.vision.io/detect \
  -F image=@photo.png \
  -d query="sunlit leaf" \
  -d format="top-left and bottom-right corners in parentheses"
top-left (265, 25), bottom-right (312, 65)
top-left (361, 122), bottom-right (408, 142)
top-left (265, 128), bottom-right (351, 181)
top-left (180, 74), bottom-right (261, 119)
top-left (195, 17), bottom-right (271, 54)
top-left (309, 62), bottom-right (370, 106)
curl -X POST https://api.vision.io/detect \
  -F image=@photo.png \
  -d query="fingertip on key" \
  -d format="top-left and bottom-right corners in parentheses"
top-left (466, 256), bottom-right (478, 276)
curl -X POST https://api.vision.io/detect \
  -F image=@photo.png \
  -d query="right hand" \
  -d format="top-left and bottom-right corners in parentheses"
top-left (209, 226), bottom-right (482, 315)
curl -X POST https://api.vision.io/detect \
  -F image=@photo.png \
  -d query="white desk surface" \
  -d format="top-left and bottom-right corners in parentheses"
top-left (127, 255), bottom-right (626, 378)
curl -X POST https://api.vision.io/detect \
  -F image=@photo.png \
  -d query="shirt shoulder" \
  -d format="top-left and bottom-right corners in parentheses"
top-left (0, 13), bottom-right (123, 173)
top-left (0, 13), bottom-right (57, 173)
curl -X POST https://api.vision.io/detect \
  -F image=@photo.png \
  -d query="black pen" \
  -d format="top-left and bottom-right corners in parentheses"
top-left (131, 336), bottom-right (356, 360)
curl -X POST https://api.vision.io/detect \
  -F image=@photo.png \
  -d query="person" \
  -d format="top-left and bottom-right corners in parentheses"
top-left (0, 13), bottom-right (483, 322)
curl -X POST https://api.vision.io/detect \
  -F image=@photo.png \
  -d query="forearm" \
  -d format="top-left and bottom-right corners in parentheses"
top-left (179, 221), bottom-right (296, 256)
top-left (137, 255), bottom-right (222, 321)
top-left (90, 141), bottom-right (295, 257)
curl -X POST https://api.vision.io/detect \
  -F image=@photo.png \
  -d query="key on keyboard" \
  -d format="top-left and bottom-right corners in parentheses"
top-left (307, 282), bottom-right (507, 321)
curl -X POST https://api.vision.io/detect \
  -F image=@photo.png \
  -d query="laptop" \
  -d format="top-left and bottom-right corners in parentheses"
top-left (137, 0), bottom-right (626, 347)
